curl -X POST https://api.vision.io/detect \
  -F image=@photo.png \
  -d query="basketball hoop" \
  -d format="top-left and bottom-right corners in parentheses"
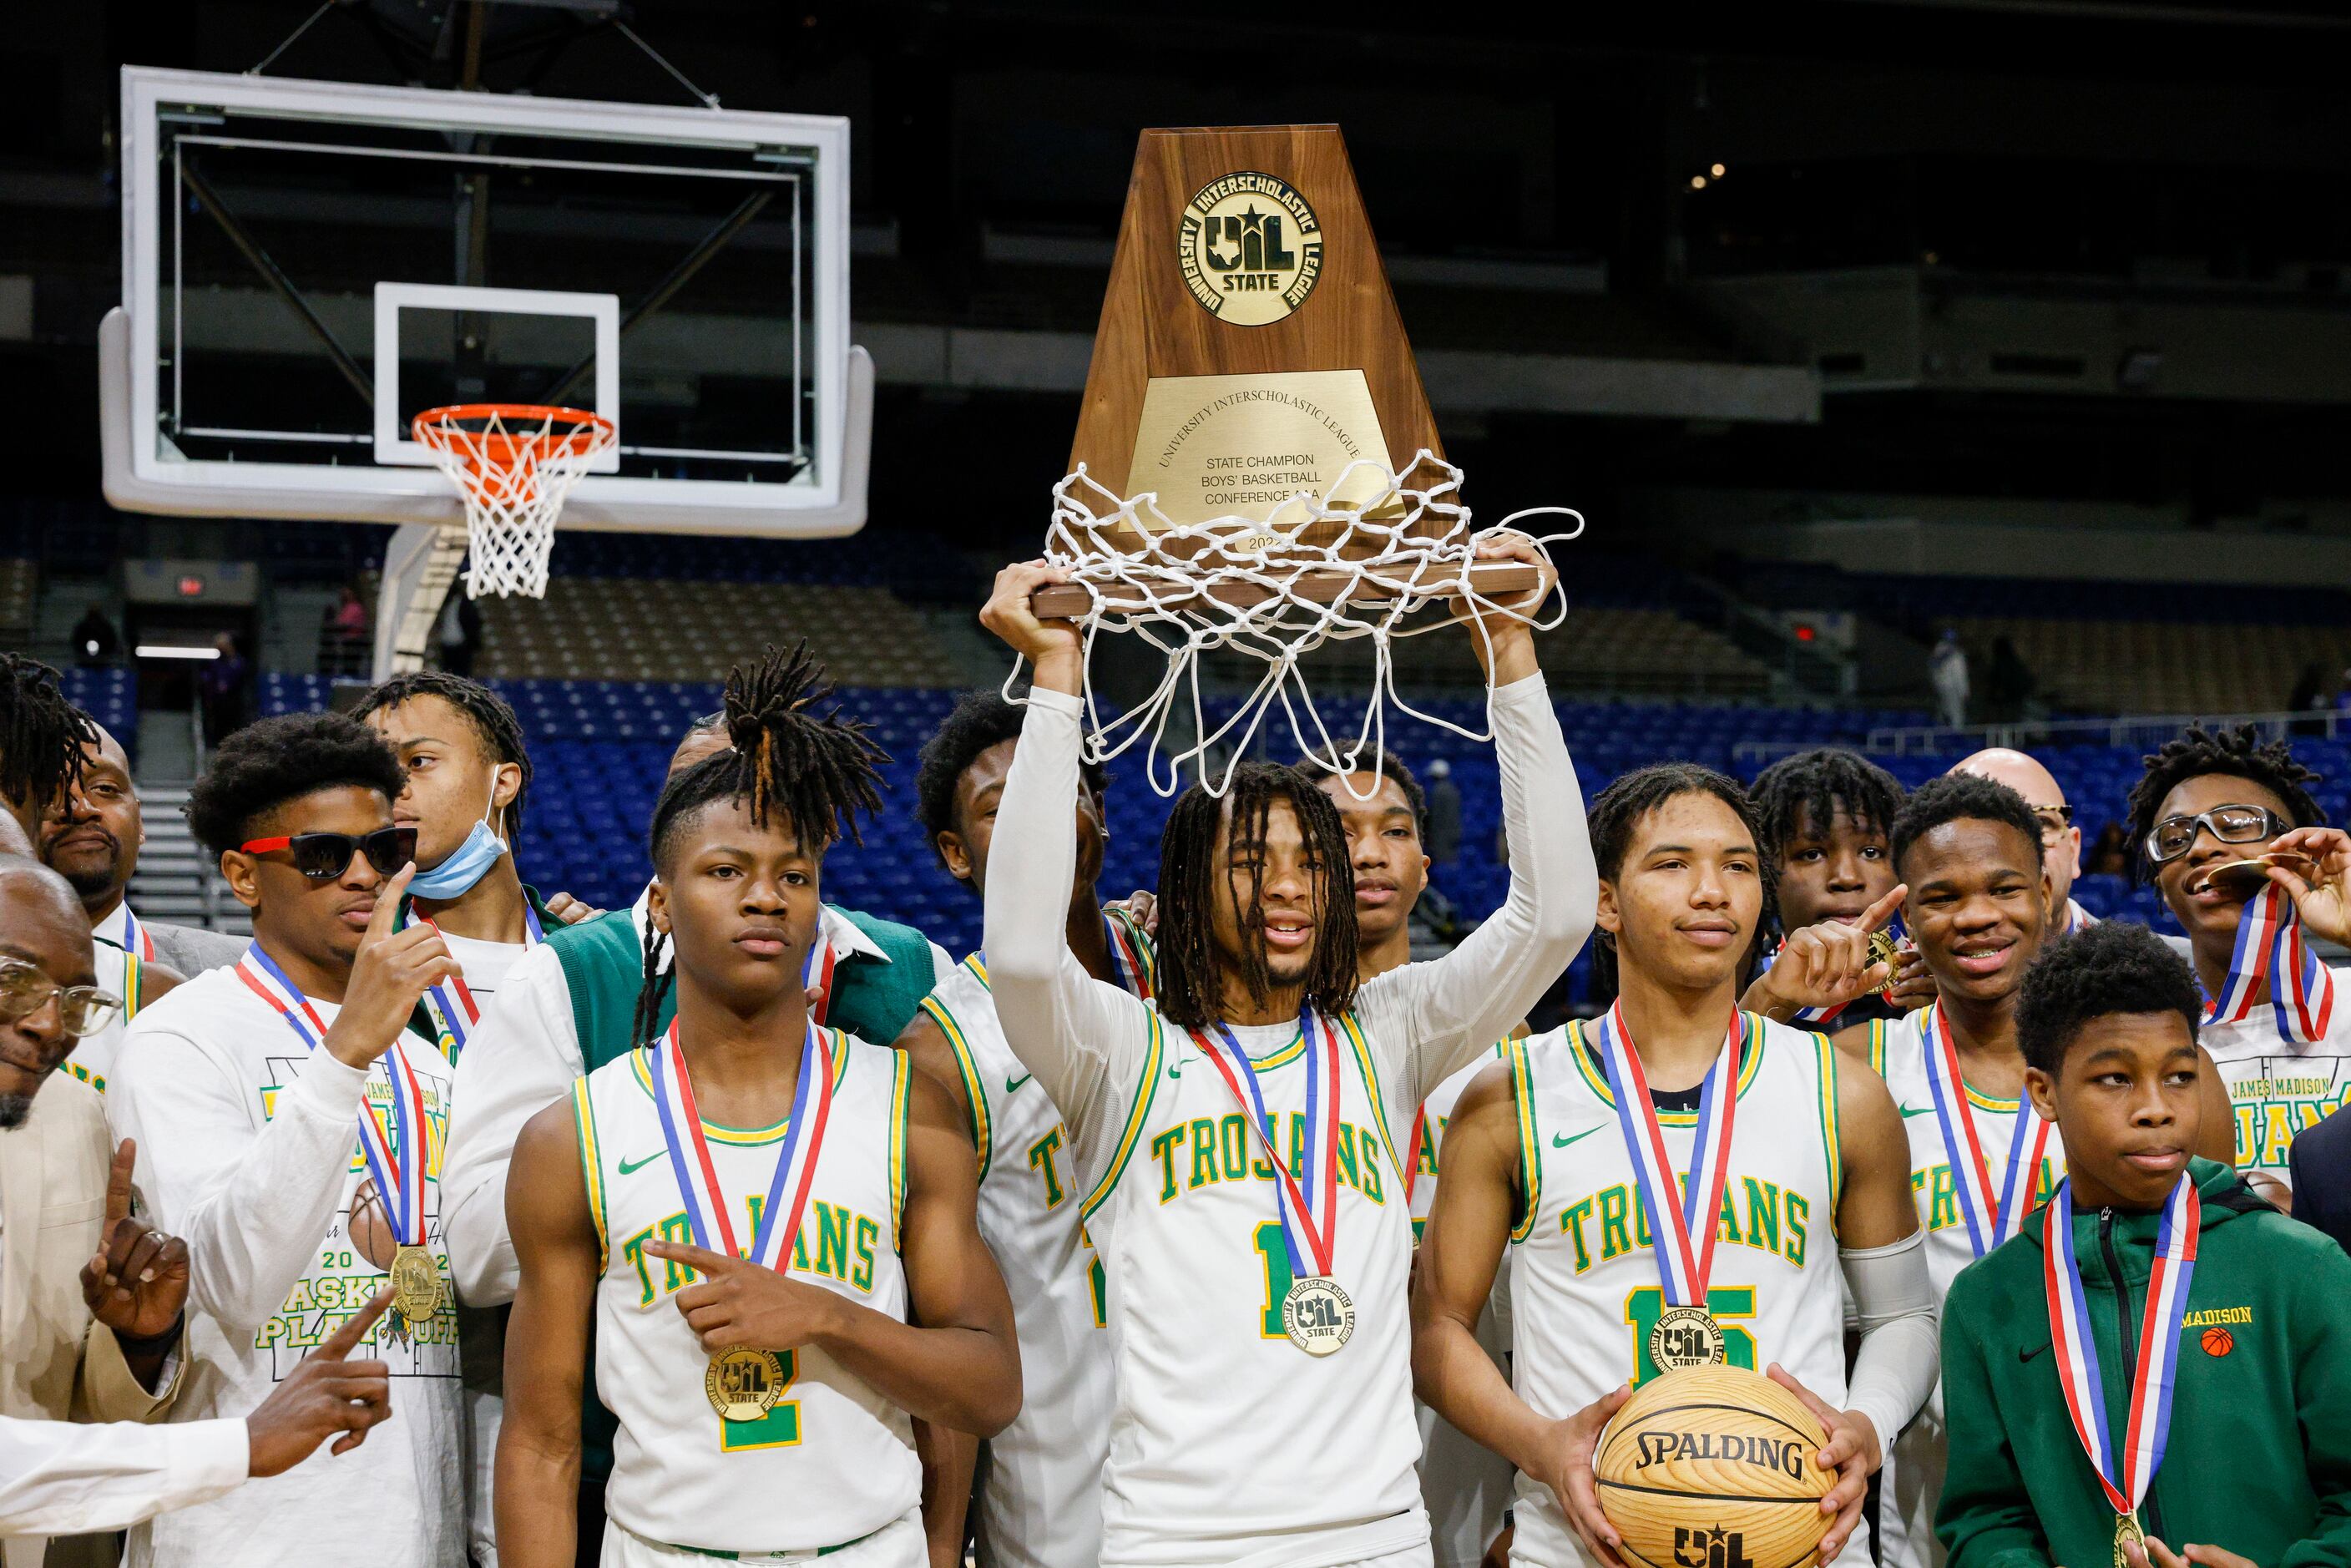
top-left (412, 404), bottom-right (616, 599)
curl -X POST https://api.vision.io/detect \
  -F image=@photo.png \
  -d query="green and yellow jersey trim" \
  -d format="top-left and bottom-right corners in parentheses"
top-left (1509, 1034), bottom-right (1542, 1244)
top-left (1079, 1012), bottom-right (1166, 1224)
top-left (121, 950), bottom-right (145, 1021)
top-left (624, 1028), bottom-right (853, 1146)
top-left (889, 1048), bottom-right (912, 1250)
top-left (919, 994), bottom-right (991, 1179)
top-left (572, 1078), bottom-right (609, 1272)
top-left (1866, 1018), bottom-right (1892, 1080)
top-left (961, 953), bottom-right (990, 990)
top-left (1814, 1030), bottom-right (1844, 1222)
top-left (1334, 1012), bottom-right (1403, 1178)
top-left (1566, 1012), bottom-right (1767, 1121)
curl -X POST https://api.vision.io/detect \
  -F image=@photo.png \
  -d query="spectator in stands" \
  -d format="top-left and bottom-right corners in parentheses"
top-left (198, 634), bottom-right (248, 748)
top-left (1931, 629), bottom-right (1970, 728)
top-left (73, 603), bottom-right (121, 669)
top-left (1423, 756), bottom-right (1463, 866)
top-left (319, 587), bottom-right (368, 678)
top-left (2291, 662), bottom-right (2329, 735)
top-left (1984, 635), bottom-right (2033, 724)
top-left (1954, 748), bottom-right (2092, 934)
top-left (436, 594), bottom-right (481, 679)
top-left (2083, 820), bottom-right (2130, 879)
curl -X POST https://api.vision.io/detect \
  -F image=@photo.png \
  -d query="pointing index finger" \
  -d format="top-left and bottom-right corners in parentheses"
top-left (641, 1238), bottom-right (740, 1276)
top-left (1860, 883), bottom-right (1909, 935)
top-left (364, 862), bottom-right (416, 944)
top-left (319, 1287), bottom-right (396, 1358)
top-left (104, 1138), bottom-right (136, 1227)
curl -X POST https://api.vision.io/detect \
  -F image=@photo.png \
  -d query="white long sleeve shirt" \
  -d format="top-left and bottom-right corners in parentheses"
top-left (0, 1417), bottom-right (245, 1540)
top-left (440, 898), bottom-right (952, 1307)
top-left (107, 963), bottom-right (464, 1568)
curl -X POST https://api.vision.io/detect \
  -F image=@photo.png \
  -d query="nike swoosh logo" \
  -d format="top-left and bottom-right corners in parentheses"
top-left (1899, 1105), bottom-right (1935, 1118)
top-left (2020, 1342), bottom-right (2050, 1363)
top-left (1553, 1126), bottom-right (1602, 1150)
top-left (1166, 1060), bottom-right (1185, 1080)
top-left (1005, 1074), bottom-right (1033, 1095)
top-left (617, 1152), bottom-right (664, 1176)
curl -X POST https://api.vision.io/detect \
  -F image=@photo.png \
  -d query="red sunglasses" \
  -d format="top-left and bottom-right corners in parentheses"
top-left (239, 827), bottom-right (417, 880)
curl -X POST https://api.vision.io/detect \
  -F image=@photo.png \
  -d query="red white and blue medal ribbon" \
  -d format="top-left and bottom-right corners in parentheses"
top-left (2043, 1175), bottom-right (2201, 1528)
top-left (238, 938), bottom-right (431, 1245)
top-left (1193, 1009), bottom-right (1342, 1279)
top-left (1920, 1004), bottom-right (2051, 1257)
top-left (396, 902), bottom-right (545, 1062)
top-left (803, 927), bottom-right (837, 1026)
top-left (2205, 883), bottom-right (2334, 1044)
top-left (1594, 1003), bottom-right (1744, 1308)
top-left (110, 904), bottom-right (157, 963)
top-left (1104, 913), bottom-right (1153, 1001)
top-left (648, 1019), bottom-right (835, 1273)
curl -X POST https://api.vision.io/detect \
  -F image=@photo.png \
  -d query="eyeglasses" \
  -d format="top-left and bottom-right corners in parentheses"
top-left (0, 957), bottom-right (122, 1039)
top-left (2026, 803), bottom-right (2075, 846)
top-left (238, 827), bottom-right (417, 881)
top-left (2145, 804), bottom-right (2286, 865)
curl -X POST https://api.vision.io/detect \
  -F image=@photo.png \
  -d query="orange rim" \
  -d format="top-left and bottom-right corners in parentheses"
top-left (411, 402), bottom-right (614, 463)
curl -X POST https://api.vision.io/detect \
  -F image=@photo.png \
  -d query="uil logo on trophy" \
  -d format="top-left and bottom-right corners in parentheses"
top-left (1178, 172), bottom-right (1322, 326)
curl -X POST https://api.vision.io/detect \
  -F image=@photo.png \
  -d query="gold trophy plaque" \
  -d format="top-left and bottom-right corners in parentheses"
top-left (1034, 124), bottom-right (1536, 616)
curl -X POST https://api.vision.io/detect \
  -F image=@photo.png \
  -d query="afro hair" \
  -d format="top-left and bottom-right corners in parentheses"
top-left (2015, 920), bottom-right (2203, 1077)
top-left (2126, 725), bottom-right (2324, 883)
top-left (913, 690), bottom-right (1106, 873)
top-left (185, 713), bottom-right (406, 858)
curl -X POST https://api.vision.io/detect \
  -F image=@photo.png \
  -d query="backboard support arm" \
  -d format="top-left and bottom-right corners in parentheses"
top-left (372, 524), bottom-right (469, 680)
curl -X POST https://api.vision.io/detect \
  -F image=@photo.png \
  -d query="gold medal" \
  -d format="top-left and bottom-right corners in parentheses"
top-left (389, 1244), bottom-right (442, 1330)
top-left (2113, 1511), bottom-right (2146, 1568)
top-left (1648, 1304), bottom-right (1727, 1371)
top-left (1281, 1276), bottom-right (1356, 1357)
top-left (705, 1346), bottom-right (788, 1422)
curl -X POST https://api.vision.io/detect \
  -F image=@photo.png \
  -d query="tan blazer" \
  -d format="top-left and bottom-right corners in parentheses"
top-left (0, 1074), bottom-right (181, 1568)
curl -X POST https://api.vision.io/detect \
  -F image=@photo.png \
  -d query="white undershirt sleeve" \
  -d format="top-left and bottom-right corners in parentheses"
top-left (0, 1414), bottom-right (246, 1538)
top-left (1839, 1227), bottom-right (1940, 1458)
top-left (109, 1022), bottom-right (370, 1339)
top-left (442, 945), bottom-right (588, 1306)
top-left (1357, 671), bottom-right (1595, 1115)
top-left (983, 686), bottom-right (1154, 1170)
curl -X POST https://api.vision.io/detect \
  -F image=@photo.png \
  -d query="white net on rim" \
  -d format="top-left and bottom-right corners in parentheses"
top-left (1025, 448), bottom-right (1583, 797)
top-left (412, 407), bottom-right (615, 599)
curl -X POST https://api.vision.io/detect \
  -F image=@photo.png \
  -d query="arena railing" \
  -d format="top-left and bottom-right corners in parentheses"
top-left (1733, 708), bottom-right (2348, 766)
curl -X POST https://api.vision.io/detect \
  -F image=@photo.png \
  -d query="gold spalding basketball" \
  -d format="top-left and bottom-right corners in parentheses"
top-left (1595, 1365), bottom-right (1835, 1568)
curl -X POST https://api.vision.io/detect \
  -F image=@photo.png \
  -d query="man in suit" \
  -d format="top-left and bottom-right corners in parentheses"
top-left (0, 858), bottom-right (193, 1567)
top-left (2290, 1104), bottom-right (2351, 1254)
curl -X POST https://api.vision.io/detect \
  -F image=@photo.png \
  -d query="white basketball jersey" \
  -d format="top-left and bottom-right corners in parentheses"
top-left (574, 1030), bottom-right (920, 1558)
top-left (918, 950), bottom-right (1136, 1568)
top-left (1080, 1009), bottom-right (1427, 1565)
top-left (1410, 1046), bottom-right (1519, 1568)
top-left (2197, 965), bottom-right (2351, 1173)
top-left (1862, 1010), bottom-right (2065, 1568)
top-left (1506, 1014), bottom-right (1861, 1568)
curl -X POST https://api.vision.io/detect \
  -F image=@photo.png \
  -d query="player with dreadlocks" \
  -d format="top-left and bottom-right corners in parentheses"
top-left (498, 649), bottom-right (1018, 1568)
top-left (1740, 747), bottom-right (1924, 1029)
top-left (2126, 723), bottom-right (2351, 1195)
top-left (0, 652), bottom-right (99, 857)
top-left (1414, 761), bottom-right (1935, 1568)
top-left (976, 534), bottom-right (1595, 1567)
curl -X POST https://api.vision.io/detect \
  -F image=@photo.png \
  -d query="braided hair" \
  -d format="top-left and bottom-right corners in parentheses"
top-left (1748, 748), bottom-right (1903, 863)
top-left (353, 670), bottom-right (533, 837)
top-left (1155, 761), bottom-right (1359, 1031)
top-left (1585, 762), bottom-right (1772, 1004)
top-left (628, 645), bottom-right (889, 1052)
top-left (2124, 724), bottom-right (2324, 883)
top-left (0, 655), bottom-right (99, 823)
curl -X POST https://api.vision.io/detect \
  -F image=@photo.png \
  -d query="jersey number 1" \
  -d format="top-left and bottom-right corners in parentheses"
top-left (1623, 1287), bottom-right (1757, 1386)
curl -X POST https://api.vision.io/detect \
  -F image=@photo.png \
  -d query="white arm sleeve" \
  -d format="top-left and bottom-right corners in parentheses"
top-left (1839, 1227), bottom-right (1940, 1456)
top-left (981, 686), bottom-right (1154, 1170)
top-left (109, 1024), bottom-right (368, 1338)
top-left (442, 944), bottom-right (587, 1307)
top-left (0, 1416), bottom-right (248, 1539)
top-left (1357, 671), bottom-right (1596, 1117)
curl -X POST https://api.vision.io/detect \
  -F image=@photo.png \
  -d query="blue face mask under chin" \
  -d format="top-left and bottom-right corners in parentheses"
top-left (408, 770), bottom-right (510, 899)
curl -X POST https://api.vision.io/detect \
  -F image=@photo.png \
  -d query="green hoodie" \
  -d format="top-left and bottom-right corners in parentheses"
top-left (1939, 1157), bottom-right (2351, 1568)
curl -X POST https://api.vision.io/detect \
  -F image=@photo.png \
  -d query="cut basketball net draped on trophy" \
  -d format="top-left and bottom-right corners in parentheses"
top-left (1019, 448), bottom-right (1583, 800)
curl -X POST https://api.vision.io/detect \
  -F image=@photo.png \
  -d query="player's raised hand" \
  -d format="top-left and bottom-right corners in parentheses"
top-left (245, 1287), bottom-right (397, 1474)
top-left (979, 560), bottom-right (1084, 686)
top-left (324, 862), bottom-right (461, 1070)
top-left (2264, 826), bottom-right (2351, 947)
top-left (542, 890), bottom-right (604, 926)
top-left (1453, 530), bottom-right (1557, 684)
top-left (81, 1137), bottom-right (189, 1340)
top-left (643, 1239), bottom-right (845, 1353)
top-left (1746, 884), bottom-right (1908, 1019)
top-left (1883, 939), bottom-right (1936, 1012)
top-left (1766, 1363), bottom-right (1879, 1562)
top-left (1534, 1380), bottom-right (1633, 1568)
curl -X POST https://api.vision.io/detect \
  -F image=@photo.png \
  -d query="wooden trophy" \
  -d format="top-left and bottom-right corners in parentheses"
top-left (1032, 124), bottom-right (1538, 617)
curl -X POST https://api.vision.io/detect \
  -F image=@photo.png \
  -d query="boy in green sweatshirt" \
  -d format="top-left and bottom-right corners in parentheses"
top-left (1938, 920), bottom-right (2351, 1568)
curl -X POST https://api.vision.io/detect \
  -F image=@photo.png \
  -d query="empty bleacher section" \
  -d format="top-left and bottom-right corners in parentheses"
top-left (58, 667), bottom-right (135, 754)
top-left (0, 557), bottom-right (32, 650)
top-left (1743, 565), bottom-right (2351, 716)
